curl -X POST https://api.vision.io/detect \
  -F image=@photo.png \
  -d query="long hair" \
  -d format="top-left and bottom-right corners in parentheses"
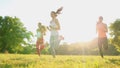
top-left (56, 7), bottom-right (63, 14)
top-left (51, 7), bottom-right (63, 17)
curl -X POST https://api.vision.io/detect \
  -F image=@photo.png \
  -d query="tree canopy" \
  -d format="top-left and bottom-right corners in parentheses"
top-left (109, 19), bottom-right (120, 51)
top-left (0, 16), bottom-right (33, 53)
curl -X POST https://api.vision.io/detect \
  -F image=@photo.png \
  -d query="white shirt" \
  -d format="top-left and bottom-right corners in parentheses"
top-left (50, 20), bottom-right (58, 36)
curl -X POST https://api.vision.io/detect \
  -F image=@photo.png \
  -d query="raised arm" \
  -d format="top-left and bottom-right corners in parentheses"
top-left (47, 26), bottom-right (51, 31)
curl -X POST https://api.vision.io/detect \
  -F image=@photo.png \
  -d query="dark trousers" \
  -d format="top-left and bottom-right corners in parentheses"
top-left (98, 37), bottom-right (108, 58)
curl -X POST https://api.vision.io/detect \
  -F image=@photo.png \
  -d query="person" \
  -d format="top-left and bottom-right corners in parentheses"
top-left (96, 16), bottom-right (108, 58)
top-left (47, 7), bottom-right (64, 58)
top-left (36, 22), bottom-right (46, 56)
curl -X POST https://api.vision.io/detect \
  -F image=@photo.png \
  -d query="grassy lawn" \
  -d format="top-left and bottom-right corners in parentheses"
top-left (0, 54), bottom-right (120, 68)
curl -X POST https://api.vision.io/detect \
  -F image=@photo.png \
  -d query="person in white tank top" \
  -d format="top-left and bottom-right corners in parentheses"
top-left (50, 20), bottom-right (59, 36)
top-left (47, 7), bottom-right (64, 58)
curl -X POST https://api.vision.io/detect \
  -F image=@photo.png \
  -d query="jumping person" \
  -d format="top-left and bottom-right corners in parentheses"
top-left (36, 22), bottom-right (46, 56)
top-left (47, 7), bottom-right (64, 58)
top-left (96, 16), bottom-right (108, 58)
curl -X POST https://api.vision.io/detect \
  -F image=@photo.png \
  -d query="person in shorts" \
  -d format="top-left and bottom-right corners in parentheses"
top-left (36, 22), bottom-right (46, 56)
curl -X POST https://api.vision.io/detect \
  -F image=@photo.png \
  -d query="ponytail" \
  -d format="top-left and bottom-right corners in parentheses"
top-left (56, 7), bottom-right (63, 14)
top-left (51, 7), bottom-right (63, 17)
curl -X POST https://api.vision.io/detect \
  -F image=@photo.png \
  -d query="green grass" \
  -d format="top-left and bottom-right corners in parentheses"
top-left (0, 54), bottom-right (120, 68)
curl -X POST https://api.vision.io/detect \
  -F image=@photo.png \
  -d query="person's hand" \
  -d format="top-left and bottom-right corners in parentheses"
top-left (47, 26), bottom-right (49, 29)
top-left (47, 26), bottom-right (51, 31)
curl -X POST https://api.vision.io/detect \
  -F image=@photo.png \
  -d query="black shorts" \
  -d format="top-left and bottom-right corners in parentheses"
top-left (98, 37), bottom-right (108, 50)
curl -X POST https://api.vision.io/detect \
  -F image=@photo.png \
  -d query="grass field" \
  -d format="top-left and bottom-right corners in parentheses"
top-left (0, 54), bottom-right (120, 68)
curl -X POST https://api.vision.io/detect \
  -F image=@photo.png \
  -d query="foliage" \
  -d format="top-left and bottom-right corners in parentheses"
top-left (0, 16), bottom-right (33, 53)
top-left (56, 39), bottom-right (120, 55)
top-left (109, 19), bottom-right (120, 51)
top-left (21, 44), bottom-right (36, 54)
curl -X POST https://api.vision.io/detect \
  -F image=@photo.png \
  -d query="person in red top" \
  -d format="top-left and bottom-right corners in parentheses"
top-left (36, 22), bottom-right (46, 56)
top-left (96, 16), bottom-right (108, 58)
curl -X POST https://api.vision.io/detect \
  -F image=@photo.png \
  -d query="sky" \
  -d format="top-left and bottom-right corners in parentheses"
top-left (0, 0), bottom-right (120, 43)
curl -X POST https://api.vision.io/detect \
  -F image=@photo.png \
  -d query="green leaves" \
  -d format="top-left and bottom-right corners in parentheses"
top-left (109, 19), bottom-right (120, 51)
top-left (0, 16), bottom-right (33, 53)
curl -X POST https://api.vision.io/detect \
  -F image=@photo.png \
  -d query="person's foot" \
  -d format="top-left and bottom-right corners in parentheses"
top-left (100, 51), bottom-right (104, 58)
top-left (38, 54), bottom-right (40, 57)
top-left (53, 55), bottom-right (56, 58)
top-left (39, 49), bottom-right (41, 56)
top-left (101, 54), bottom-right (104, 58)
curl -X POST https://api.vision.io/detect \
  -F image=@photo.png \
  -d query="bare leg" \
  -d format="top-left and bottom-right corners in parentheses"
top-left (36, 41), bottom-right (40, 56)
top-left (50, 46), bottom-right (56, 58)
top-left (36, 48), bottom-right (40, 56)
top-left (40, 44), bottom-right (44, 54)
top-left (98, 38), bottom-right (104, 58)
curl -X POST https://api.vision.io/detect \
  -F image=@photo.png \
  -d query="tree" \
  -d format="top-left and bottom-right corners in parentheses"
top-left (21, 44), bottom-right (35, 54)
top-left (109, 19), bottom-right (120, 51)
top-left (0, 16), bottom-right (33, 53)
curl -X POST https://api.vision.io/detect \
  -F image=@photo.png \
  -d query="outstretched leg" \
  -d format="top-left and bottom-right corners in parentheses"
top-left (98, 38), bottom-right (104, 58)
top-left (55, 35), bottom-right (64, 48)
top-left (99, 47), bottom-right (104, 58)
top-left (50, 36), bottom-right (56, 58)
top-left (36, 40), bottom-right (40, 56)
top-left (40, 44), bottom-right (45, 51)
top-left (50, 46), bottom-right (56, 58)
top-left (103, 37), bottom-right (108, 50)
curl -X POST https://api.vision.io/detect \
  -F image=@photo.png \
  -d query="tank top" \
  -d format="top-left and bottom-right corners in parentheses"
top-left (50, 20), bottom-right (58, 36)
top-left (37, 31), bottom-right (42, 39)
